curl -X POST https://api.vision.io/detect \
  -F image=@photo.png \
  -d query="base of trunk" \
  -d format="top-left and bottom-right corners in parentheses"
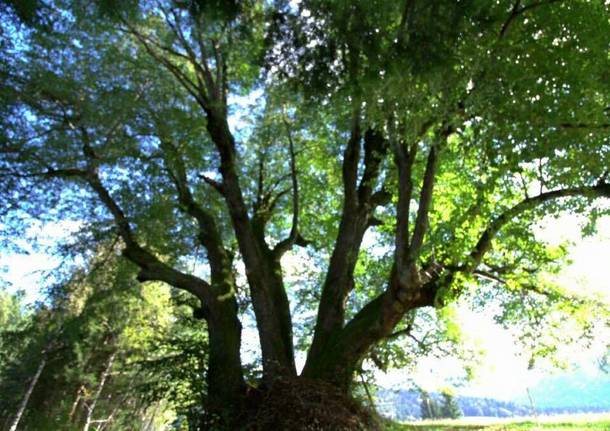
top-left (204, 376), bottom-right (382, 430)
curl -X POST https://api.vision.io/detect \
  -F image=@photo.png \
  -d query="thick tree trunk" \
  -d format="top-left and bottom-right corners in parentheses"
top-left (199, 234), bottom-right (247, 415)
top-left (304, 128), bottom-right (388, 377)
top-left (304, 295), bottom-right (386, 390)
top-left (205, 109), bottom-right (296, 379)
top-left (305, 274), bottom-right (439, 390)
top-left (204, 298), bottom-right (245, 418)
top-left (304, 212), bottom-right (368, 373)
top-left (156, 139), bottom-right (249, 414)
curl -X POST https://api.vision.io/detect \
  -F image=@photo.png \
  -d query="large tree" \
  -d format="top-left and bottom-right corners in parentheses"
top-left (1, 0), bottom-right (609, 428)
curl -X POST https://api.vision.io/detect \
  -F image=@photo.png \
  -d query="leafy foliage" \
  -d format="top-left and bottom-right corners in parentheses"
top-left (0, 0), bottom-right (609, 428)
top-left (0, 245), bottom-right (207, 429)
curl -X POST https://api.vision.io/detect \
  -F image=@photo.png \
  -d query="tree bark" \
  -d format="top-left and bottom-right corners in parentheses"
top-left (68, 385), bottom-right (85, 423)
top-left (304, 210), bottom-right (369, 371)
top-left (304, 126), bottom-right (388, 375)
top-left (83, 351), bottom-right (116, 431)
top-left (130, 18), bottom-right (297, 380)
top-left (9, 352), bottom-right (47, 431)
top-left (204, 298), bottom-right (245, 416)
top-left (205, 107), bottom-right (296, 379)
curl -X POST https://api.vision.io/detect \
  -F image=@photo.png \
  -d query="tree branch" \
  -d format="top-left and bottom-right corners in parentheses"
top-left (393, 141), bottom-right (418, 272)
top-left (405, 141), bottom-right (440, 266)
top-left (468, 182), bottom-right (610, 270)
top-left (164, 5), bottom-right (218, 101)
top-left (342, 109), bottom-right (362, 211)
top-left (357, 129), bottom-right (388, 205)
top-left (558, 122), bottom-right (610, 130)
top-left (386, 321), bottom-right (414, 341)
top-left (255, 150), bottom-right (266, 210)
top-left (198, 173), bottom-right (225, 194)
top-left (121, 18), bottom-right (208, 109)
top-left (398, 0), bottom-right (415, 37)
top-left (391, 116), bottom-right (436, 273)
top-left (274, 110), bottom-right (301, 256)
top-left (62, 130), bottom-right (213, 301)
top-left (500, 0), bottom-right (564, 38)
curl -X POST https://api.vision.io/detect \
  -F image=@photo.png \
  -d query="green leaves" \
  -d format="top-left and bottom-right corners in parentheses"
top-left (1, 0), bottom-right (609, 415)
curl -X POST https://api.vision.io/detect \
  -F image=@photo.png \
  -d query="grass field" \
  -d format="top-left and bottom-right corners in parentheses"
top-left (387, 413), bottom-right (610, 430)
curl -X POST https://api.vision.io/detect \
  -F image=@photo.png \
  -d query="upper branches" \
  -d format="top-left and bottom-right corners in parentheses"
top-left (159, 140), bottom-right (228, 260)
top-left (392, 122), bottom-right (448, 283)
top-left (73, 127), bottom-right (215, 302)
top-left (273, 110), bottom-right (302, 257)
top-left (119, 3), bottom-right (228, 116)
top-left (342, 109), bottom-right (362, 211)
top-left (466, 182), bottom-right (610, 271)
top-left (499, 0), bottom-right (565, 38)
top-left (305, 112), bottom-right (392, 363)
top-left (4, 82), bottom-right (217, 305)
top-left (43, 147), bottom-right (213, 302)
top-left (320, 179), bottom-right (610, 380)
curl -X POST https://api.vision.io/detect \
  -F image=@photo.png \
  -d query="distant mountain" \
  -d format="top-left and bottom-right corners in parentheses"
top-left (378, 371), bottom-right (610, 421)
top-left (512, 370), bottom-right (610, 412)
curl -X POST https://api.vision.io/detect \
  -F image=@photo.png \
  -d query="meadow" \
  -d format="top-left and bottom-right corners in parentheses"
top-left (389, 413), bottom-right (610, 430)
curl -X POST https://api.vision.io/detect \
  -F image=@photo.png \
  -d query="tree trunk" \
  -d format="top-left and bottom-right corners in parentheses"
top-left (83, 351), bottom-right (116, 431)
top-left (205, 109), bottom-right (296, 379)
top-left (305, 128), bottom-right (388, 377)
top-left (205, 298), bottom-right (246, 420)
top-left (304, 212), bottom-right (368, 374)
top-left (9, 353), bottom-right (47, 431)
top-left (68, 384), bottom-right (85, 426)
top-left (305, 275), bottom-right (439, 390)
top-left (303, 295), bottom-right (387, 391)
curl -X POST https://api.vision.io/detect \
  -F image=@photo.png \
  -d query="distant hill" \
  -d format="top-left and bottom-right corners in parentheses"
top-left (378, 371), bottom-right (610, 420)
top-left (377, 390), bottom-right (531, 420)
top-left (513, 370), bottom-right (610, 412)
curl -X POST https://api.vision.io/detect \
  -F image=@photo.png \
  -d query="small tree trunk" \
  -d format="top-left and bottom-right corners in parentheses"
top-left (9, 353), bottom-right (47, 431)
top-left (83, 351), bottom-right (116, 431)
top-left (141, 402), bottom-right (160, 431)
top-left (69, 385), bottom-right (85, 423)
top-left (96, 393), bottom-right (129, 431)
top-left (526, 387), bottom-right (539, 424)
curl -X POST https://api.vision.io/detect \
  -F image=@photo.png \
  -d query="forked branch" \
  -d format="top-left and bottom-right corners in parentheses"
top-left (274, 110), bottom-right (301, 257)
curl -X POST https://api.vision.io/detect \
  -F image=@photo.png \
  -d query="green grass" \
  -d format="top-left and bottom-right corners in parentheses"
top-left (385, 413), bottom-right (610, 431)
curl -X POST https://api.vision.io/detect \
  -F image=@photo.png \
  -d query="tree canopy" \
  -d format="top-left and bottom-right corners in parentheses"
top-left (0, 244), bottom-right (210, 429)
top-left (1, 0), bottom-right (609, 429)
